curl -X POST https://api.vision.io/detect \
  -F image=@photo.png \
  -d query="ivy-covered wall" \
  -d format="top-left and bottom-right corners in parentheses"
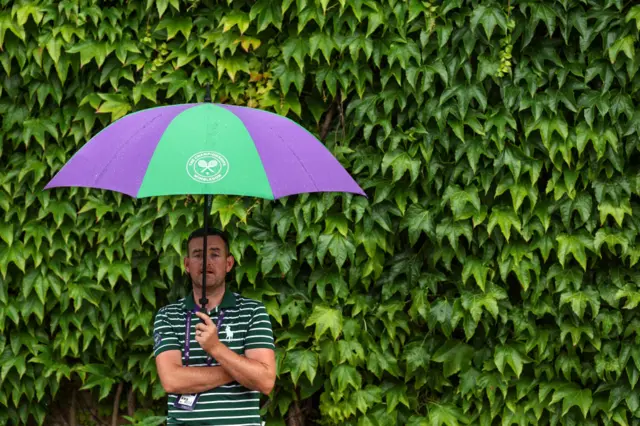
top-left (2, 0), bottom-right (640, 425)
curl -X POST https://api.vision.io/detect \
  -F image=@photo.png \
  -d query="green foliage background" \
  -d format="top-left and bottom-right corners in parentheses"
top-left (2, 0), bottom-right (640, 424)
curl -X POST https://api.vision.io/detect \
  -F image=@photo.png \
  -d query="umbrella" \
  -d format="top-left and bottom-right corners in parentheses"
top-left (45, 92), bottom-right (366, 311)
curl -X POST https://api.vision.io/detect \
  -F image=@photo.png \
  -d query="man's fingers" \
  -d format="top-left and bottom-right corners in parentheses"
top-left (195, 323), bottom-right (218, 337)
top-left (195, 311), bottom-right (215, 326)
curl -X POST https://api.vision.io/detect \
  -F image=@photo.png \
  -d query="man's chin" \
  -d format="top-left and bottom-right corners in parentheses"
top-left (195, 277), bottom-right (222, 287)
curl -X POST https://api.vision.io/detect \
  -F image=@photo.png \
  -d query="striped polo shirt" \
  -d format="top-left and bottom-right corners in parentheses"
top-left (153, 290), bottom-right (275, 425)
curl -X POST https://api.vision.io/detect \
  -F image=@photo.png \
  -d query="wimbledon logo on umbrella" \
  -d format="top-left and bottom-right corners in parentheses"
top-left (186, 151), bottom-right (230, 183)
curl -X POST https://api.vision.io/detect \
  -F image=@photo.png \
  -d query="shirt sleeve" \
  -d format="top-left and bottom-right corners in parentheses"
top-left (153, 308), bottom-right (181, 357)
top-left (244, 302), bottom-right (275, 350)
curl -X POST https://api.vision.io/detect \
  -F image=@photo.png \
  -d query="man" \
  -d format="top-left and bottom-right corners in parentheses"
top-left (152, 227), bottom-right (276, 425)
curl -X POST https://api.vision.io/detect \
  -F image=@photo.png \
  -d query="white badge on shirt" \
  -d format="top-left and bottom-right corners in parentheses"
top-left (174, 393), bottom-right (199, 410)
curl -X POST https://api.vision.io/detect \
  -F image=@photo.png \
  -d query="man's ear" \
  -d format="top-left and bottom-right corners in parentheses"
top-left (226, 254), bottom-right (235, 272)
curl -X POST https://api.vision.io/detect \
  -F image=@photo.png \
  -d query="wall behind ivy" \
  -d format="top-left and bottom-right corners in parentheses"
top-left (2, 0), bottom-right (640, 425)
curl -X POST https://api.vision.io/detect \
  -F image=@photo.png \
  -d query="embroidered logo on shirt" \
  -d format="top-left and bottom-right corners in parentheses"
top-left (153, 332), bottom-right (162, 349)
top-left (223, 324), bottom-right (234, 342)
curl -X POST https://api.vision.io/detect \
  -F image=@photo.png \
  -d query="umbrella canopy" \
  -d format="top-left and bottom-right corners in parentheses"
top-left (45, 101), bottom-right (365, 311)
top-left (45, 103), bottom-right (365, 199)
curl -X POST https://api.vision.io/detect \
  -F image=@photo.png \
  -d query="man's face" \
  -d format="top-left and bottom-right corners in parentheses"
top-left (184, 235), bottom-right (234, 291)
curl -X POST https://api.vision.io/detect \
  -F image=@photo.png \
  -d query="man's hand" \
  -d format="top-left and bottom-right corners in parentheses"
top-left (194, 312), bottom-right (222, 355)
top-left (193, 312), bottom-right (275, 395)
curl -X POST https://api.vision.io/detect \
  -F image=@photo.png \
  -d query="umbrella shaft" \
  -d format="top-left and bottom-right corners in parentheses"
top-left (200, 194), bottom-right (213, 312)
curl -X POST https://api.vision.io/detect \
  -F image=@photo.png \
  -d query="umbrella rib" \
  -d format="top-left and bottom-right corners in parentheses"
top-left (274, 129), bottom-right (319, 192)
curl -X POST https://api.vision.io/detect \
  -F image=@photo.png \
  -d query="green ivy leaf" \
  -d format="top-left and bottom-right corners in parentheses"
top-left (329, 364), bottom-right (361, 393)
top-left (559, 192), bottom-right (592, 228)
top-left (0, 223), bottom-right (13, 247)
top-left (210, 196), bottom-right (248, 228)
top-left (461, 286), bottom-right (506, 322)
top-left (66, 40), bottom-right (114, 68)
top-left (576, 122), bottom-right (618, 159)
top-left (402, 342), bottom-right (429, 375)
top-left (442, 185), bottom-right (481, 219)
top-left (609, 35), bottom-right (635, 64)
top-left (305, 304), bottom-right (343, 340)
top-left (495, 175), bottom-right (539, 212)
top-left (260, 240), bottom-right (296, 275)
top-left (470, 4), bottom-right (507, 39)
top-left (281, 38), bottom-right (307, 71)
top-left (400, 203), bottom-right (435, 245)
top-left (381, 150), bottom-right (421, 183)
top-left (385, 383), bottom-right (410, 413)
top-left (529, 3), bottom-right (558, 35)
top-left (494, 344), bottom-right (530, 378)
top-left (156, 16), bottom-right (192, 40)
top-left (317, 233), bottom-right (355, 269)
top-left (106, 262), bottom-right (133, 287)
top-left (559, 288), bottom-right (600, 320)
top-left (337, 339), bottom-right (365, 365)
top-left (460, 258), bottom-right (491, 292)
top-left (487, 206), bottom-right (521, 242)
top-left (427, 403), bottom-right (469, 426)
top-left (627, 5), bottom-right (640, 30)
top-left (556, 232), bottom-right (594, 270)
top-left (435, 218), bottom-right (473, 252)
top-left (365, 9), bottom-right (384, 38)
top-left (22, 118), bottom-right (59, 150)
top-left (249, 0), bottom-right (282, 32)
top-left (308, 32), bottom-right (336, 64)
top-left (80, 373), bottom-right (116, 401)
top-left (594, 228), bottom-right (630, 256)
top-left (549, 382), bottom-right (592, 417)
top-left (96, 93), bottom-right (131, 121)
top-left (367, 348), bottom-right (401, 378)
top-left (598, 199), bottom-right (632, 227)
top-left (351, 385), bottom-right (382, 415)
top-left (284, 349), bottom-right (318, 385)
top-left (432, 340), bottom-right (474, 377)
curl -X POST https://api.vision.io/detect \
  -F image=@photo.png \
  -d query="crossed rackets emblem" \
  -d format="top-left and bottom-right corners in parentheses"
top-left (197, 159), bottom-right (219, 175)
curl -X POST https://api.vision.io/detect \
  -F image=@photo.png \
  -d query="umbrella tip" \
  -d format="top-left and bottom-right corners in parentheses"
top-left (204, 83), bottom-right (211, 103)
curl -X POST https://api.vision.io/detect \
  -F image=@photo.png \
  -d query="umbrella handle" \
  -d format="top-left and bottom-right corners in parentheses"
top-left (200, 194), bottom-right (213, 312)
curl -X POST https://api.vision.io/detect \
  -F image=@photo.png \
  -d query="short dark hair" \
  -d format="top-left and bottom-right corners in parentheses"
top-left (186, 227), bottom-right (230, 255)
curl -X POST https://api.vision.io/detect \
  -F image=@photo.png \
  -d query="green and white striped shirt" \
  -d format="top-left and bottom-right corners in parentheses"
top-left (153, 290), bottom-right (275, 425)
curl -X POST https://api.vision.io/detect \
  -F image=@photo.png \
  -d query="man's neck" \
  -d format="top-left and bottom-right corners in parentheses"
top-left (193, 287), bottom-right (225, 311)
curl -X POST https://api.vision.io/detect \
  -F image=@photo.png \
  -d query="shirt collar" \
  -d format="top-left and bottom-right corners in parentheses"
top-left (183, 290), bottom-right (236, 312)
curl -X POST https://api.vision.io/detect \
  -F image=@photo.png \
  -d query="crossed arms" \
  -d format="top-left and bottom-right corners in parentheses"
top-left (155, 346), bottom-right (276, 395)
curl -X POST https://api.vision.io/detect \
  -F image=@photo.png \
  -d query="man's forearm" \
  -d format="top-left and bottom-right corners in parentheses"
top-left (163, 365), bottom-right (234, 394)
top-left (210, 346), bottom-right (274, 394)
